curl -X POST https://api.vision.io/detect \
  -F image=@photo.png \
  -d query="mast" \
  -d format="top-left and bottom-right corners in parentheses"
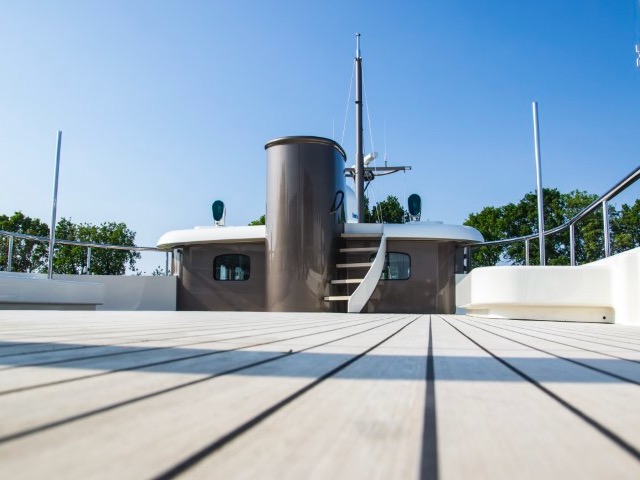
top-left (355, 33), bottom-right (365, 222)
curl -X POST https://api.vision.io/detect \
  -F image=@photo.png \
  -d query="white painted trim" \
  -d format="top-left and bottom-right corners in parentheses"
top-left (157, 225), bottom-right (265, 249)
top-left (344, 221), bottom-right (483, 242)
top-left (158, 221), bottom-right (483, 251)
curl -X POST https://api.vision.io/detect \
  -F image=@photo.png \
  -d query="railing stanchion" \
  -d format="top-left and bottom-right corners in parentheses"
top-left (570, 223), bottom-right (576, 266)
top-left (47, 130), bottom-right (63, 280)
top-left (532, 101), bottom-right (546, 266)
top-left (7, 235), bottom-right (14, 272)
top-left (603, 200), bottom-right (611, 257)
top-left (525, 239), bottom-right (530, 265)
top-left (86, 247), bottom-right (92, 274)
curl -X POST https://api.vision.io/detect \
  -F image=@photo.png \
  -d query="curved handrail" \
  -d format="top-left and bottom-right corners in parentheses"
top-left (348, 235), bottom-right (387, 313)
top-left (0, 229), bottom-right (167, 275)
top-left (461, 164), bottom-right (640, 266)
top-left (0, 230), bottom-right (160, 252)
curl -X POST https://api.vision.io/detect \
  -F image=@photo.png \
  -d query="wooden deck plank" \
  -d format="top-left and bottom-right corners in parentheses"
top-left (0, 315), bottom-right (390, 399)
top-left (183, 315), bottom-right (428, 480)
top-left (431, 316), bottom-right (640, 479)
top-left (0, 315), bottom-right (406, 433)
top-left (474, 317), bottom-right (640, 351)
top-left (0, 315), bottom-right (413, 479)
top-left (453, 316), bottom-right (640, 382)
top-left (0, 312), bottom-right (639, 479)
top-left (0, 316), bottom-right (359, 371)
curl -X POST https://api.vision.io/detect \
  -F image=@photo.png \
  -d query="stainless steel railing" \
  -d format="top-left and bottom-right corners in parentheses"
top-left (462, 164), bottom-right (640, 270)
top-left (0, 230), bottom-right (172, 275)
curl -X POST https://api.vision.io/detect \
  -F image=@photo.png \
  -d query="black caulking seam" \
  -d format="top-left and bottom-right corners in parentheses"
top-left (420, 315), bottom-right (438, 480)
top-left (0, 316), bottom-right (387, 395)
top-left (454, 317), bottom-right (640, 385)
top-left (0, 316), bottom-right (362, 367)
top-left (153, 315), bottom-right (420, 480)
top-left (480, 318), bottom-right (640, 343)
top-left (0, 316), bottom-right (355, 359)
top-left (470, 316), bottom-right (640, 353)
top-left (441, 316), bottom-right (640, 462)
top-left (459, 316), bottom-right (640, 365)
top-left (0, 315), bottom-right (411, 445)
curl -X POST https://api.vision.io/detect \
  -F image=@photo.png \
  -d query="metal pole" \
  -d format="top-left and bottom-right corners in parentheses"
top-left (170, 250), bottom-right (174, 276)
top-left (86, 247), bottom-right (92, 274)
top-left (532, 102), bottom-right (545, 266)
top-left (525, 239), bottom-right (530, 265)
top-left (165, 252), bottom-right (169, 276)
top-left (355, 33), bottom-right (365, 223)
top-left (7, 235), bottom-right (14, 272)
top-left (603, 200), bottom-right (611, 257)
top-left (569, 223), bottom-right (576, 266)
top-left (47, 130), bottom-right (62, 279)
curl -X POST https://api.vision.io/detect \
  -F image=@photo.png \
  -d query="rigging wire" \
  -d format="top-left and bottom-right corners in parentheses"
top-left (340, 62), bottom-right (356, 147)
top-left (383, 122), bottom-right (388, 167)
top-left (362, 76), bottom-right (376, 155)
top-left (362, 74), bottom-right (383, 223)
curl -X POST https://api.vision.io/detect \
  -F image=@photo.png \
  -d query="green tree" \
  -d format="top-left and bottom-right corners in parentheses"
top-left (464, 189), bottom-right (626, 268)
top-left (248, 215), bottom-right (265, 226)
top-left (611, 199), bottom-right (640, 254)
top-left (2, 213), bottom-right (142, 275)
top-left (464, 206), bottom-right (505, 267)
top-left (368, 195), bottom-right (407, 224)
top-left (53, 218), bottom-right (85, 274)
top-left (0, 212), bottom-right (49, 272)
top-left (74, 221), bottom-right (141, 275)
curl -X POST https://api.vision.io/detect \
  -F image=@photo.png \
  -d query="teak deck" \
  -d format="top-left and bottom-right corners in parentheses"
top-left (0, 311), bottom-right (639, 479)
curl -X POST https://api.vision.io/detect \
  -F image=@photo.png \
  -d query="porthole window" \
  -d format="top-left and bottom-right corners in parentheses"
top-left (370, 252), bottom-right (411, 280)
top-left (214, 254), bottom-right (250, 281)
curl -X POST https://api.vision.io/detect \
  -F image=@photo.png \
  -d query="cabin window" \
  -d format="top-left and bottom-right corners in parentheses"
top-left (214, 254), bottom-right (250, 281)
top-left (370, 252), bottom-right (411, 280)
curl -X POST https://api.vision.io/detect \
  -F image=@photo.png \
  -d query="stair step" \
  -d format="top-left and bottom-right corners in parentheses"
top-left (331, 278), bottom-right (364, 285)
top-left (336, 262), bottom-right (372, 268)
top-left (341, 233), bottom-right (383, 239)
top-left (339, 247), bottom-right (379, 253)
top-left (324, 296), bottom-right (351, 301)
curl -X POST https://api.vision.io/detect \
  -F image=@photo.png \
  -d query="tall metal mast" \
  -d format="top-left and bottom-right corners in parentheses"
top-left (355, 33), bottom-right (365, 222)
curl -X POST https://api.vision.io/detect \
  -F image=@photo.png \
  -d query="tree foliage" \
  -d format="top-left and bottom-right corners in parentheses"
top-left (248, 215), bottom-right (265, 226)
top-left (464, 189), bottom-right (640, 268)
top-left (0, 212), bottom-right (50, 273)
top-left (53, 219), bottom-right (140, 275)
top-left (247, 194), bottom-right (410, 225)
top-left (0, 212), bottom-right (140, 275)
top-left (366, 195), bottom-right (408, 224)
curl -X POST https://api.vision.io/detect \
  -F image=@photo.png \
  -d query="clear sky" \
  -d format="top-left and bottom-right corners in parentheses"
top-left (1, 1), bottom-right (639, 273)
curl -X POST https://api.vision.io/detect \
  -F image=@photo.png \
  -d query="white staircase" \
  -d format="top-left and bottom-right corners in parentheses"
top-left (324, 232), bottom-right (387, 313)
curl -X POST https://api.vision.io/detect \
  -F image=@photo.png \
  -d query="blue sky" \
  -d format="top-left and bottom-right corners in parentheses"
top-left (1, 1), bottom-right (639, 273)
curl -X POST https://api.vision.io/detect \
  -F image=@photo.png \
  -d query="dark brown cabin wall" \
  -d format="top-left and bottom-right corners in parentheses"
top-left (363, 240), bottom-right (456, 314)
top-left (177, 243), bottom-right (266, 311)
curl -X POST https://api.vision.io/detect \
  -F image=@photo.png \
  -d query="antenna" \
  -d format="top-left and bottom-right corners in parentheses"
top-left (383, 122), bottom-right (388, 167)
